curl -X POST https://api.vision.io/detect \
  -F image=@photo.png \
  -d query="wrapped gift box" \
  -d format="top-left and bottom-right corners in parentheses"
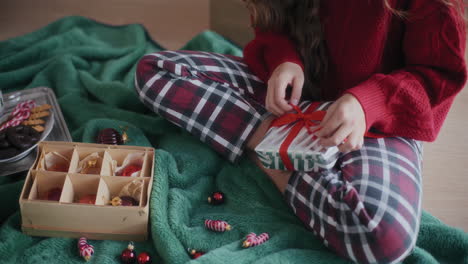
top-left (255, 102), bottom-right (339, 172)
top-left (19, 141), bottom-right (155, 241)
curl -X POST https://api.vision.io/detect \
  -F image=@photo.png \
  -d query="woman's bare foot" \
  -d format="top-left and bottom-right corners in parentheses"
top-left (246, 115), bottom-right (276, 151)
top-left (246, 116), bottom-right (292, 194)
top-left (247, 151), bottom-right (292, 194)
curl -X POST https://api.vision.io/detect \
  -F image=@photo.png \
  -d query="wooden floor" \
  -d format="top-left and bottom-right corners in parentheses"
top-left (1, 0), bottom-right (467, 232)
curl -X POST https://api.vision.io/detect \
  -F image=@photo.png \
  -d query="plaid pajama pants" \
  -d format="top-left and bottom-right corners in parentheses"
top-left (135, 51), bottom-right (423, 264)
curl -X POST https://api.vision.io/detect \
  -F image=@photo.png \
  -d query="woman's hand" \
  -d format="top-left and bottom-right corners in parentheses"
top-left (266, 62), bottom-right (304, 116)
top-left (315, 94), bottom-right (366, 153)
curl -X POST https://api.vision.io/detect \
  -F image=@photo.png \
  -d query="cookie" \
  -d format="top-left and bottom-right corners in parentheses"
top-left (6, 125), bottom-right (41, 150)
top-left (22, 119), bottom-right (45, 126)
top-left (0, 132), bottom-right (11, 149)
top-left (0, 147), bottom-right (20, 159)
top-left (31, 104), bottom-right (52, 113)
top-left (29, 111), bottom-right (50, 120)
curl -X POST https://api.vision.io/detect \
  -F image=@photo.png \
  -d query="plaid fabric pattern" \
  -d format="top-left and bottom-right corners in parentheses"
top-left (285, 137), bottom-right (423, 264)
top-left (135, 51), bottom-right (268, 162)
top-left (135, 50), bottom-right (423, 264)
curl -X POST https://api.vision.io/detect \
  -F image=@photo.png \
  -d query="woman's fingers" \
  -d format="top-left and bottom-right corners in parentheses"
top-left (290, 74), bottom-right (304, 106)
top-left (338, 130), bottom-right (363, 153)
top-left (273, 76), bottom-right (293, 113)
top-left (320, 122), bottom-right (352, 147)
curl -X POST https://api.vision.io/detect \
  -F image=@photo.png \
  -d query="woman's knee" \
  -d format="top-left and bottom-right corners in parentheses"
top-left (135, 53), bottom-right (163, 91)
top-left (362, 221), bottom-right (418, 264)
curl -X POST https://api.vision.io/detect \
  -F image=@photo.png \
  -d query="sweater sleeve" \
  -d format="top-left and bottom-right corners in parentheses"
top-left (243, 28), bottom-right (304, 83)
top-left (345, 2), bottom-right (467, 141)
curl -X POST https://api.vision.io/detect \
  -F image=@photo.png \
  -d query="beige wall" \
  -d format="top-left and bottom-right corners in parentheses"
top-left (0, 0), bottom-right (210, 50)
top-left (210, 0), bottom-right (252, 46)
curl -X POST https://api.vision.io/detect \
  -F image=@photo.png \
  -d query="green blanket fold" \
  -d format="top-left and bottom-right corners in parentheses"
top-left (0, 16), bottom-right (467, 264)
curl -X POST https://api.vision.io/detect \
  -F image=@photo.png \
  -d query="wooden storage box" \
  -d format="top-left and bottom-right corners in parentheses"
top-left (19, 141), bottom-right (155, 241)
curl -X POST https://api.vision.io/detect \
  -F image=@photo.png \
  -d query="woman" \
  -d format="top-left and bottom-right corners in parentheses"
top-left (135, 1), bottom-right (466, 263)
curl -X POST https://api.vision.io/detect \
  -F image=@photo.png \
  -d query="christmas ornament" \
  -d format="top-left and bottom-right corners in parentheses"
top-left (111, 196), bottom-right (138, 206)
top-left (242, 232), bottom-right (270, 248)
top-left (207, 191), bottom-right (225, 205)
top-left (204, 219), bottom-right (231, 232)
top-left (45, 187), bottom-right (62, 201)
top-left (121, 164), bottom-right (142, 177)
top-left (188, 248), bottom-right (205, 259)
top-left (137, 252), bottom-right (152, 264)
top-left (96, 127), bottom-right (129, 145)
top-left (121, 242), bottom-right (137, 264)
top-left (77, 237), bottom-right (94, 261)
top-left (78, 194), bottom-right (96, 204)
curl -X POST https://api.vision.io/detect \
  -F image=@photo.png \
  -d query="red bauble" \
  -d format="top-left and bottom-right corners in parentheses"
top-left (137, 252), bottom-right (152, 264)
top-left (45, 187), bottom-right (62, 201)
top-left (121, 164), bottom-right (142, 177)
top-left (96, 128), bottom-right (123, 145)
top-left (78, 194), bottom-right (96, 204)
top-left (207, 191), bottom-right (225, 205)
top-left (121, 249), bottom-right (136, 264)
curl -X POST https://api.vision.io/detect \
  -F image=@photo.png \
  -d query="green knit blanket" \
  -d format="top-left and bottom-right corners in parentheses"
top-left (0, 16), bottom-right (466, 264)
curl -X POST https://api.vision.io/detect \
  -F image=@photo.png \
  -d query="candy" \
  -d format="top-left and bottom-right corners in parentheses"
top-left (78, 237), bottom-right (94, 262)
top-left (82, 159), bottom-right (98, 174)
top-left (110, 196), bottom-right (138, 206)
top-left (207, 191), bottom-right (225, 205)
top-left (242, 232), bottom-right (270, 248)
top-left (43, 151), bottom-right (70, 172)
top-left (45, 187), bottom-right (62, 201)
top-left (121, 242), bottom-right (137, 264)
top-left (0, 100), bottom-right (35, 132)
top-left (137, 252), bottom-right (152, 264)
top-left (120, 164), bottom-right (142, 177)
top-left (204, 219), bottom-right (231, 232)
top-left (78, 194), bottom-right (96, 204)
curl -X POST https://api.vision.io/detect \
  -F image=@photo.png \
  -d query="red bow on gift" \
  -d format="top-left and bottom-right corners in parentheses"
top-left (269, 102), bottom-right (385, 171)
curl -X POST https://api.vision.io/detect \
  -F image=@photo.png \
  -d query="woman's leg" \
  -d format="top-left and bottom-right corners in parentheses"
top-left (284, 137), bottom-right (423, 264)
top-left (135, 50), bottom-right (269, 162)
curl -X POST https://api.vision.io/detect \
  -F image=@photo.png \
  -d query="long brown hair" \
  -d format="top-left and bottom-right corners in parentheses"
top-left (245, 0), bottom-right (464, 100)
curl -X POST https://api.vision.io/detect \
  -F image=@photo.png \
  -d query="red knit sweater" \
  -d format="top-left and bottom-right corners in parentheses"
top-left (243, 0), bottom-right (467, 141)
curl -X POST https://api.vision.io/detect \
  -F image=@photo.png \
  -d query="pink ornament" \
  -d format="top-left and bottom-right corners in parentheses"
top-left (77, 237), bottom-right (94, 261)
top-left (204, 219), bottom-right (231, 232)
top-left (242, 232), bottom-right (270, 248)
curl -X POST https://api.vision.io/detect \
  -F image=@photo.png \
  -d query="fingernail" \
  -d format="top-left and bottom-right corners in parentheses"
top-left (290, 99), bottom-right (298, 106)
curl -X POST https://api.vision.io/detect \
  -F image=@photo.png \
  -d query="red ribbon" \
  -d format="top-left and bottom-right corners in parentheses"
top-left (269, 102), bottom-right (385, 171)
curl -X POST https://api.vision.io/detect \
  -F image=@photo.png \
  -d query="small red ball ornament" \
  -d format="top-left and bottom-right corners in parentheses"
top-left (137, 252), bottom-right (152, 264)
top-left (121, 242), bottom-right (137, 264)
top-left (207, 191), bottom-right (225, 205)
